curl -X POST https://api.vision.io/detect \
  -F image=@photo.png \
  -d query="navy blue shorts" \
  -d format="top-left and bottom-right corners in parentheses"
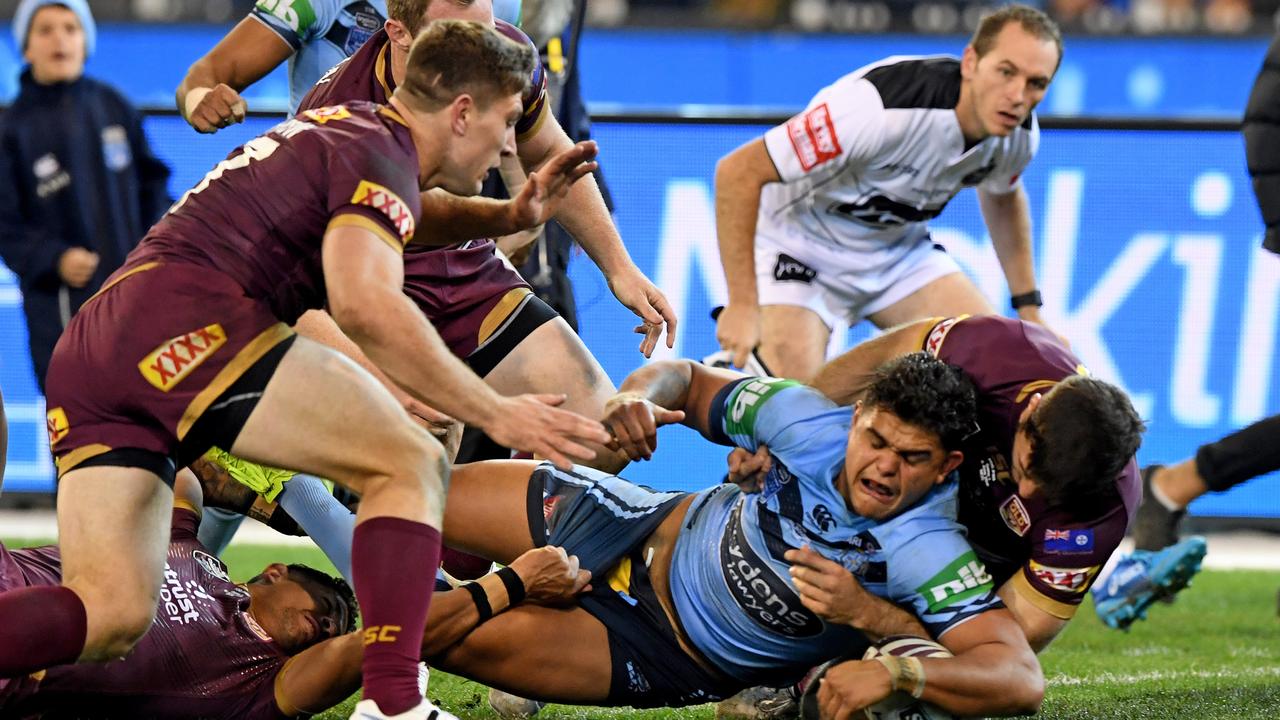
top-left (526, 464), bottom-right (741, 707)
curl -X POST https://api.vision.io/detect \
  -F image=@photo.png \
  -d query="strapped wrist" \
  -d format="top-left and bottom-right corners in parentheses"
top-left (1010, 289), bottom-right (1043, 310)
top-left (874, 654), bottom-right (926, 698)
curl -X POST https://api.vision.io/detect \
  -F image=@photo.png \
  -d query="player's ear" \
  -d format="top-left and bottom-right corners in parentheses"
top-left (385, 18), bottom-right (414, 51)
top-left (939, 449), bottom-right (964, 481)
top-left (961, 45), bottom-right (979, 79)
top-left (259, 563), bottom-right (289, 583)
top-left (450, 94), bottom-right (475, 135)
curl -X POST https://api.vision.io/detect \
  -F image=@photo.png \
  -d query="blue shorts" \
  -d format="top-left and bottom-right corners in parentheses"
top-left (526, 464), bottom-right (741, 707)
top-left (528, 463), bottom-right (687, 578)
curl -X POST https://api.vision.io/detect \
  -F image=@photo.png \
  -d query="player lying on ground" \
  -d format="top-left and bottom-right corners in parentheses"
top-left (0, 469), bottom-right (589, 719)
top-left (1, 22), bottom-right (609, 720)
top-left (396, 354), bottom-right (1045, 718)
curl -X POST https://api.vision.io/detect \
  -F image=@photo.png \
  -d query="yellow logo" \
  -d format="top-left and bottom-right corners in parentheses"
top-left (302, 105), bottom-right (352, 124)
top-left (362, 625), bottom-right (401, 645)
top-left (138, 324), bottom-right (227, 392)
top-left (46, 407), bottom-right (69, 447)
top-left (351, 180), bottom-right (415, 245)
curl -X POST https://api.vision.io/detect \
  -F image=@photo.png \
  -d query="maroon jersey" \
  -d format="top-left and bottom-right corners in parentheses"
top-left (299, 22), bottom-right (549, 142)
top-left (1, 508), bottom-right (288, 719)
top-left (130, 102), bottom-right (421, 325)
top-left (921, 315), bottom-right (1141, 619)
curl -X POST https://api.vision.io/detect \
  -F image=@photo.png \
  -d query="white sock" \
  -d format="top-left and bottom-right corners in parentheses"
top-left (1149, 471), bottom-right (1185, 512)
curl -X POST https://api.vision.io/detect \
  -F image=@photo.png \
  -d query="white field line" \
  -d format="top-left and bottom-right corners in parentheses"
top-left (1048, 666), bottom-right (1280, 687)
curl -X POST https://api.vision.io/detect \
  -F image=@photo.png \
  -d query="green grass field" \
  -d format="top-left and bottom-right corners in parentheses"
top-left (9, 539), bottom-right (1280, 719)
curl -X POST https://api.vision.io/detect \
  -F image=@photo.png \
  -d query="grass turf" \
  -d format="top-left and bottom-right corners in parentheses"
top-left (8, 538), bottom-right (1280, 718)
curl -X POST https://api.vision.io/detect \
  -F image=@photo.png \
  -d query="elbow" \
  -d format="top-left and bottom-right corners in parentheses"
top-left (329, 298), bottom-right (384, 346)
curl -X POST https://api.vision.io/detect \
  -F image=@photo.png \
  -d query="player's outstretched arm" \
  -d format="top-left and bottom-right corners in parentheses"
top-left (996, 576), bottom-right (1070, 652)
top-left (518, 122), bottom-right (678, 357)
top-left (714, 137), bottom-right (781, 369)
top-left (322, 225), bottom-right (609, 470)
top-left (410, 140), bottom-right (599, 246)
top-left (817, 609), bottom-right (1043, 719)
top-left (979, 186), bottom-right (1047, 327)
top-left (270, 546), bottom-right (590, 717)
top-left (809, 318), bottom-right (939, 405)
top-left (176, 17), bottom-right (292, 133)
top-left (603, 360), bottom-right (746, 461)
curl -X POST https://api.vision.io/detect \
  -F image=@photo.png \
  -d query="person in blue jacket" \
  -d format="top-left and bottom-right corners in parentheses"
top-left (0, 0), bottom-right (171, 393)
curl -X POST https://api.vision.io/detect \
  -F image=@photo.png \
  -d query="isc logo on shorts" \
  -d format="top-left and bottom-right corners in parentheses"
top-left (351, 180), bottom-right (415, 245)
top-left (138, 324), bottom-right (227, 392)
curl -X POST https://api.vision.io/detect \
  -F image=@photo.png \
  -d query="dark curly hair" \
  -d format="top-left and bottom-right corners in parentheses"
top-left (1022, 375), bottom-right (1145, 509)
top-left (861, 352), bottom-right (978, 452)
top-left (285, 564), bottom-right (359, 635)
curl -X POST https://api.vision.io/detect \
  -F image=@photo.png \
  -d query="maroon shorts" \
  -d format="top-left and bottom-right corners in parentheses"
top-left (402, 240), bottom-right (535, 359)
top-left (44, 262), bottom-right (294, 477)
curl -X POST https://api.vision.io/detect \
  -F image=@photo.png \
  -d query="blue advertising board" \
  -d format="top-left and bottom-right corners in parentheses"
top-left (1, 115), bottom-right (1276, 520)
top-left (0, 25), bottom-right (1269, 118)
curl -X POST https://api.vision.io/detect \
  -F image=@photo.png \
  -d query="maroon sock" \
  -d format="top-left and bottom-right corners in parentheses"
top-left (441, 547), bottom-right (493, 581)
top-left (0, 586), bottom-right (87, 676)
top-left (352, 517), bottom-right (441, 715)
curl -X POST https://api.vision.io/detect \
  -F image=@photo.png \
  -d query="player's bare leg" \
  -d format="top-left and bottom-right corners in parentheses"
top-left (482, 318), bottom-right (623, 472)
top-left (866, 272), bottom-right (994, 329)
top-left (440, 460), bottom-right (546, 564)
top-left (230, 336), bottom-right (447, 717)
top-left (57, 468), bottom-right (174, 661)
top-left (757, 305), bottom-right (830, 381)
top-left (432, 604), bottom-right (613, 703)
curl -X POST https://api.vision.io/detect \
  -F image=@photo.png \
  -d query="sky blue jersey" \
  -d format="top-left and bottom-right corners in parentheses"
top-left (668, 378), bottom-right (1002, 685)
top-left (251, 0), bottom-right (388, 112)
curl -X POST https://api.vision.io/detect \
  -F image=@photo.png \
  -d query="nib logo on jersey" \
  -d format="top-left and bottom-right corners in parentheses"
top-left (720, 506), bottom-right (823, 637)
top-left (918, 552), bottom-right (994, 613)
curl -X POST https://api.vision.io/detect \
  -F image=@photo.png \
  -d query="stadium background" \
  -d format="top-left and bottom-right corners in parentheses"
top-left (0, 5), bottom-right (1276, 524)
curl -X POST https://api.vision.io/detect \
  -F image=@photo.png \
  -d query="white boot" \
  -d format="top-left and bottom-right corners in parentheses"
top-left (349, 698), bottom-right (459, 720)
top-left (488, 687), bottom-right (547, 718)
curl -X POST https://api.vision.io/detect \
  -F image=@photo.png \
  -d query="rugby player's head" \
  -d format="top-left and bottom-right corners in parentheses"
top-left (840, 352), bottom-right (977, 521)
top-left (1012, 375), bottom-right (1144, 510)
top-left (393, 20), bottom-right (533, 194)
top-left (246, 563), bottom-right (358, 654)
top-left (388, 0), bottom-right (493, 40)
top-left (16, 0), bottom-right (95, 85)
top-left (957, 4), bottom-right (1061, 141)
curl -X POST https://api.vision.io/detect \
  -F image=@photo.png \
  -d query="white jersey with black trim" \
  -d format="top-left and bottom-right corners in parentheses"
top-left (668, 378), bottom-right (1003, 685)
top-left (251, 0), bottom-right (388, 112)
top-left (758, 55), bottom-right (1038, 254)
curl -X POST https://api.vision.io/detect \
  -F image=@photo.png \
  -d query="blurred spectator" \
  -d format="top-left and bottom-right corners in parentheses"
top-left (0, 0), bottom-right (171, 393)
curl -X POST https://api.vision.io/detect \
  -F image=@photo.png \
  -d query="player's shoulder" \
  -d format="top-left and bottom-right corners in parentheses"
top-left (854, 55), bottom-right (962, 111)
top-left (494, 18), bottom-right (537, 50)
top-left (253, 0), bottom-right (326, 36)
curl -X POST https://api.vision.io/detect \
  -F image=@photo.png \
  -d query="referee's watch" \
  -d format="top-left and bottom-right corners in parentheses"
top-left (1010, 289), bottom-right (1043, 310)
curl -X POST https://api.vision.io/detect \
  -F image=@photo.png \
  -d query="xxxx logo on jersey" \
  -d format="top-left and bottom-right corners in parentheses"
top-left (138, 324), bottom-right (227, 391)
top-left (302, 105), bottom-right (352, 124)
top-left (351, 180), bottom-right (415, 245)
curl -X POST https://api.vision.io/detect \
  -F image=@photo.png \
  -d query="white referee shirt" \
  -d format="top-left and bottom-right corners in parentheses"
top-left (759, 56), bottom-right (1038, 254)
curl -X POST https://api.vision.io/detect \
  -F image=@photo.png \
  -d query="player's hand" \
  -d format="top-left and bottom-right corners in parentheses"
top-left (485, 394), bottom-right (611, 471)
top-left (495, 225), bottom-right (543, 266)
top-left (184, 84), bottom-right (248, 134)
top-left (715, 302), bottom-right (761, 369)
top-left (726, 445), bottom-right (771, 492)
top-left (187, 455), bottom-right (256, 514)
top-left (402, 399), bottom-right (462, 463)
top-left (508, 545), bottom-right (592, 605)
top-left (508, 140), bottom-right (599, 230)
top-left (58, 247), bottom-right (99, 288)
top-left (816, 659), bottom-right (894, 720)
top-left (609, 267), bottom-right (677, 357)
top-left (786, 545), bottom-right (870, 628)
top-left (601, 392), bottom-right (685, 461)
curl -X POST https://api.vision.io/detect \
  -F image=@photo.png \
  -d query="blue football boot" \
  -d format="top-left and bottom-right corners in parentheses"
top-left (1092, 536), bottom-right (1208, 630)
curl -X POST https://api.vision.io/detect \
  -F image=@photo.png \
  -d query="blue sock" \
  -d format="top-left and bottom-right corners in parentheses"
top-left (278, 474), bottom-right (356, 584)
top-left (197, 506), bottom-right (246, 555)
